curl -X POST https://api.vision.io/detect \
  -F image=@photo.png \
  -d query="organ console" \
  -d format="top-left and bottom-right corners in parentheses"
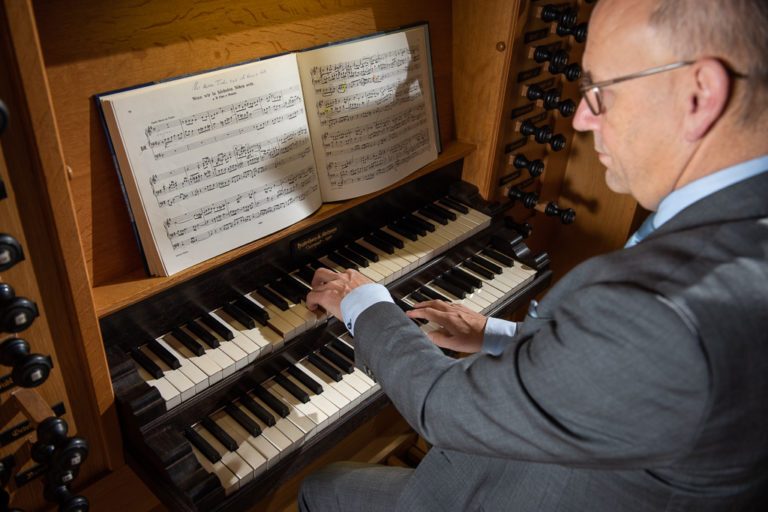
top-left (1, 1), bottom-right (643, 510)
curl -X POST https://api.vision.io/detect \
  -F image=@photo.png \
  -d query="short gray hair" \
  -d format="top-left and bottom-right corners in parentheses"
top-left (649, 0), bottom-right (768, 123)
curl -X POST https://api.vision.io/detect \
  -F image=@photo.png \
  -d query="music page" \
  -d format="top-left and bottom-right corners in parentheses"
top-left (297, 25), bottom-right (440, 202)
top-left (99, 53), bottom-right (322, 276)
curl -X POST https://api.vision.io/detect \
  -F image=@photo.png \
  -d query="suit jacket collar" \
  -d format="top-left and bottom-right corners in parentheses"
top-left (647, 170), bottom-right (768, 242)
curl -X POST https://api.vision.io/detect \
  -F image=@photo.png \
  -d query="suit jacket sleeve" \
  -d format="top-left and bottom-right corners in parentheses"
top-left (353, 281), bottom-right (710, 467)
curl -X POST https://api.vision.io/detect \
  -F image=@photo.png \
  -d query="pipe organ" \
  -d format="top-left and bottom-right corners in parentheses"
top-left (0, 0), bottom-right (640, 510)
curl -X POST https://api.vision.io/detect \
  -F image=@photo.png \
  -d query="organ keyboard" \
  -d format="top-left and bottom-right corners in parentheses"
top-left (102, 165), bottom-right (551, 511)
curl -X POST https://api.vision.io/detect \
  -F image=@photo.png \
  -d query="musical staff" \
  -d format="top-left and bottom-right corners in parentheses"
top-left (165, 166), bottom-right (319, 252)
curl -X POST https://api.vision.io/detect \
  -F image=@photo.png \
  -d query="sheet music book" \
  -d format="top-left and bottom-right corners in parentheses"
top-left (97, 24), bottom-right (440, 277)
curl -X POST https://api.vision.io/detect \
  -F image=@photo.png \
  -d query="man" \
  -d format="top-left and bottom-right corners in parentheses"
top-left (300, 0), bottom-right (768, 510)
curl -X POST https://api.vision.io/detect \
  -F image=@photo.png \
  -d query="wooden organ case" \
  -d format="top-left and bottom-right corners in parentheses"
top-left (0, 0), bottom-right (641, 510)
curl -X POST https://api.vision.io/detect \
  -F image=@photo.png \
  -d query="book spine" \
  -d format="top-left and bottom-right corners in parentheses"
top-left (93, 94), bottom-right (151, 276)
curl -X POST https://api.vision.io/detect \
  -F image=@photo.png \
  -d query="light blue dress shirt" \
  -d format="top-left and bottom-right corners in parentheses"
top-left (338, 155), bottom-right (768, 354)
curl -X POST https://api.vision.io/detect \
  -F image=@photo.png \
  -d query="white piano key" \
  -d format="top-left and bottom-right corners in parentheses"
top-left (208, 309), bottom-right (279, 358)
top-left (155, 336), bottom-right (210, 394)
top-left (261, 383), bottom-right (318, 437)
top-left (247, 394), bottom-right (306, 446)
top-left (162, 331), bottom-right (224, 386)
top-left (212, 412), bottom-right (270, 475)
top-left (135, 365), bottom-right (180, 410)
top-left (190, 445), bottom-right (239, 496)
top-left (298, 361), bottom-right (363, 409)
top-left (268, 381), bottom-right (330, 434)
top-left (139, 345), bottom-right (197, 403)
top-left (196, 426), bottom-right (255, 487)
top-left (293, 362), bottom-right (353, 414)
top-left (283, 371), bottom-right (341, 421)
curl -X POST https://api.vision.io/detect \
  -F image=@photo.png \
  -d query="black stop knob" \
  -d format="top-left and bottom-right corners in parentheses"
top-left (533, 47), bottom-right (569, 68)
top-left (557, 21), bottom-right (588, 43)
top-left (525, 84), bottom-right (546, 102)
top-left (44, 484), bottom-right (89, 512)
top-left (0, 283), bottom-right (39, 333)
top-left (540, 4), bottom-right (564, 22)
top-left (520, 120), bottom-right (566, 151)
top-left (508, 188), bottom-right (539, 209)
top-left (32, 416), bottom-right (69, 463)
top-left (513, 155), bottom-right (545, 177)
top-left (51, 437), bottom-right (89, 471)
top-left (0, 337), bottom-right (53, 388)
top-left (0, 233), bottom-right (24, 271)
top-left (542, 91), bottom-right (576, 117)
top-left (552, 62), bottom-right (582, 82)
top-left (545, 202), bottom-right (576, 224)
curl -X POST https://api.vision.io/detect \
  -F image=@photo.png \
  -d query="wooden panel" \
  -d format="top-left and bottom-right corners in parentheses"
top-left (31, 0), bottom-right (456, 290)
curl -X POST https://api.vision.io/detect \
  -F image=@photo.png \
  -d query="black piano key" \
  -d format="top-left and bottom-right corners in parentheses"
top-left (419, 285), bottom-right (452, 303)
top-left (364, 234), bottom-right (395, 254)
top-left (252, 383), bottom-right (290, 418)
top-left (185, 426), bottom-right (221, 463)
top-left (348, 241), bottom-right (379, 262)
top-left (337, 247), bottom-right (368, 268)
top-left (287, 365), bottom-right (323, 394)
top-left (395, 297), bottom-right (428, 325)
top-left (270, 280), bottom-right (304, 304)
top-left (201, 417), bottom-right (239, 452)
top-left (327, 251), bottom-right (358, 270)
top-left (463, 260), bottom-right (495, 279)
top-left (409, 290), bottom-right (432, 303)
top-left (449, 268), bottom-right (482, 289)
top-left (330, 338), bottom-right (355, 362)
top-left (296, 266), bottom-right (316, 285)
top-left (240, 394), bottom-right (276, 426)
top-left (200, 313), bottom-right (235, 341)
top-left (319, 346), bottom-right (354, 374)
top-left (308, 353), bottom-right (343, 382)
top-left (397, 217), bottom-right (426, 236)
top-left (427, 203), bottom-right (457, 221)
top-left (417, 207), bottom-right (448, 225)
top-left (482, 248), bottom-right (514, 267)
top-left (147, 339), bottom-right (181, 370)
top-left (471, 255), bottom-right (502, 274)
top-left (437, 197), bottom-right (470, 214)
top-left (223, 302), bottom-right (256, 329)
top-left (387, 223), bottom-right (418, 241)
top-left (257, 286), bottom-right (289, 311)
top-left (274, 373), bottom-right (310, 403)
top-left (225, 403), bottom-right (262, 437)
top-left (284, 273), bottom-right (312, 294)
top-left (441, 272), bottom-right (475, 294)
top-left (406, 213), bottom-right (435, 232)
top-left (234, 296), bottom-right (270, 325)
top-left (373, 229), bottom-right (405, 249)
top-left (186, 320), bottom-right (221, 349)
top-left (171, 327), bottom-right (206, 356)
top-left (433, 277), bottom-right (467, 299)
top-left (131, 348), bottom-right (164, 379)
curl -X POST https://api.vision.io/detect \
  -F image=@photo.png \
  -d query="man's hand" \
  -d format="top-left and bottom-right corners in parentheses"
top-left (306, 267), bottom-right (373, 321)
top-left (406, 300), bottom-right (487, 353)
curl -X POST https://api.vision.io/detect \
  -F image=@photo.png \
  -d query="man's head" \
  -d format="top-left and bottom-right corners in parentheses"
top-left (573, 0), bottom-right (768, 211)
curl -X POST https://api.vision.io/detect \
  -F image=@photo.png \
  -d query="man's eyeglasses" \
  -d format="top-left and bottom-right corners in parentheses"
top-left (578, 61), bottom-right (695, 116)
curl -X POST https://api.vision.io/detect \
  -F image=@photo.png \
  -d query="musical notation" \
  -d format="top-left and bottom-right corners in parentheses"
top-left (309, 47), bottom-right (420, 85)
top-left (321, 103), bottom-right (427, 154)
top-left (144, 85), bottom-right (304, 160)
top-left (149, 127), bottom-right (312, 207)
top-left (165, 166), bottom-right (319, 251)
top-left (325, 129), bottom-right (430, 189)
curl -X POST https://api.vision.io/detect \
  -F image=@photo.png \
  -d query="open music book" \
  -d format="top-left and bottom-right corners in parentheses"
top-left (97, 24), bottom-right (439, 277)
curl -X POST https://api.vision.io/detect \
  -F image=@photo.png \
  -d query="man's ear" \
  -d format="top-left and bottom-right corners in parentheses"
top-left (683, 58), bottom-right (731, 141)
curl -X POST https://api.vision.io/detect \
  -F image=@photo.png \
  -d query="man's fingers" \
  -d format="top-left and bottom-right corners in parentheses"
top-left (406, 307), bottom-right (453, 325)
top-left (310, 267), bottom-right (338, 287)
top-left (412, 299), bottom-right (453, 311)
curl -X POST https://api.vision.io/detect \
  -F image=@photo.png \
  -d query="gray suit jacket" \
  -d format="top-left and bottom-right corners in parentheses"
top-left (353, 172), bottom-right (768, 511)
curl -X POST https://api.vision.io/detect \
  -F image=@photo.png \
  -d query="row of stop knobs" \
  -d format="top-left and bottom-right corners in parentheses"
top-left (508, 187), bottom-right (576, 225)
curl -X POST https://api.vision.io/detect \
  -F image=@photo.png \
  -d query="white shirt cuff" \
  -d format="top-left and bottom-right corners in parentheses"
top-left (483, 317), bottom-right (518, 355)
top-left (340, 283), bottom-right (394, 335)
